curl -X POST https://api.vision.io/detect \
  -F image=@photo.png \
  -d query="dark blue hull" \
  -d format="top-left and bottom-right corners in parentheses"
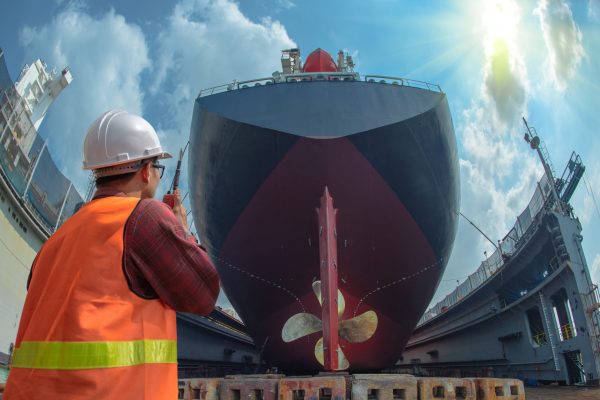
top-left (189, 80), bottom-right (459, 371)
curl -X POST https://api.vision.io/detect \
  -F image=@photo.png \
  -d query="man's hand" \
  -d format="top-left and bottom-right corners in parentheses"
top-left (164, 189), bottom-right (189, 231)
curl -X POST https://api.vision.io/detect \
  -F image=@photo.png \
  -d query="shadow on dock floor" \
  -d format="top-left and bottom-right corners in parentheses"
top-left (525, 385), bottom-right (600, 399)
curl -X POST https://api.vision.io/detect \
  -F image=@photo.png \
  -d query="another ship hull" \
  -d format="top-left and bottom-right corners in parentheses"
top-left (190, 80), bottom-right (459, 371)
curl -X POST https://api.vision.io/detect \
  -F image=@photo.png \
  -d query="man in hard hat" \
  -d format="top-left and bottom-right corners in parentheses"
top-left (4, 110), bottom-right (220, 399)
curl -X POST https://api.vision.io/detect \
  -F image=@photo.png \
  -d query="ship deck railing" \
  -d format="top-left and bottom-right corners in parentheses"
top-left (418, 173), bottom-right (559, 327)
top-left (198, 73), bottom-right (443, 97)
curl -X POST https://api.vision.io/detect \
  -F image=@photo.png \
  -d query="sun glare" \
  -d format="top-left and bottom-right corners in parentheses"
top-left (482, 0), bottom-right (520, 43)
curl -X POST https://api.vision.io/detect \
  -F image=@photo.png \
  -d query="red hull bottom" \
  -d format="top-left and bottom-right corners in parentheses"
top-left (216, 137), bottom-right (442, 371)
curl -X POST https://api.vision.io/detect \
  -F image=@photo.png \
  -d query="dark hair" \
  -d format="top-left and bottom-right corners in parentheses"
top-left (94, 157), bottom-right (158, 187)
top-left (95, 171), bottom-right (137, 187)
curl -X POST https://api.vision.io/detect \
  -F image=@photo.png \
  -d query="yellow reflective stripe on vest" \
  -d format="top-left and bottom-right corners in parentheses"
top-left (11, 340), bottom-right (177, 369)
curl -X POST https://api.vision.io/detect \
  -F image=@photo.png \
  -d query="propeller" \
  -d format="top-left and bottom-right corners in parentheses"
top-left (281, 281), bottom-right (379, 369)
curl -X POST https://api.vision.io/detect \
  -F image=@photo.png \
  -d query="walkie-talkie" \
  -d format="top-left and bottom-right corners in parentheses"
top-left (163, 148), bottom-right (184, 208)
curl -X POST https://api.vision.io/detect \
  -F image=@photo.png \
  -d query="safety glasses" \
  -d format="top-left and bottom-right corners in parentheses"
top-left (151, 162), bottom-right (165, 179)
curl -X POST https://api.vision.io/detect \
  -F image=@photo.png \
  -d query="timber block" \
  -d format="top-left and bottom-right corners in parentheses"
top-left (279, 376), bottom-right (346, 400)
top-left (351, 374), bottom-right (417, 400)
top-left (180, 378), bottom-right (221, 400)
top-left (225, 374), bottom-right (286, 379)
top-left (221, 377), bottom-right (279, 400)
top-left (473, 378), bottom-right (525, 400)
top-left (417, 377), bottom-right (476, 400)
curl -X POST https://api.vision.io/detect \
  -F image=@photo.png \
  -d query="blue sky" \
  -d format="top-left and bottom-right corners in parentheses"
top-left (2, 0), bottom-right (599, 310)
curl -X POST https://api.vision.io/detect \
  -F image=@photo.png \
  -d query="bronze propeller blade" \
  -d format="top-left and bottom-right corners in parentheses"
top-left (338, 310), bottom-right (378, 343)
top-left (312, 280), bottom-right (345, 318)
top-left (281, 312), bottom-right (323, 342)
top-left (314, 337), bottom-right (350, 370)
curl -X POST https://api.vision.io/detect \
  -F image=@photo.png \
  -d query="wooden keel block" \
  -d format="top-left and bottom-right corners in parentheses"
top-left (351, 374), bottom-right (418, 400)
top-left (473, 378), bottom-right (525, 400)
top-left (417, 377), bottom-right (476, 400)
top-left (179, 378), bottom-right (221, 400)
top-left (279, 376), bottom-right (346, 400)
top-left (220, 377), bottom-right (280, 400)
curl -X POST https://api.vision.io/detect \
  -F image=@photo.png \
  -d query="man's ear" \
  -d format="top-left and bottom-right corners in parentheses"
top-left (141, 163), bottom-right (150, 183)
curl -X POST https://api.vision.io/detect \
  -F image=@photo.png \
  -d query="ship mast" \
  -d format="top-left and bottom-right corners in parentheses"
top-left (522, 117), bottom-right (565, 215)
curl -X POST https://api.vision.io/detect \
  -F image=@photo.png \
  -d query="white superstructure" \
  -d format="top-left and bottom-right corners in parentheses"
top-left (0, 50), bottom-right (76, 374)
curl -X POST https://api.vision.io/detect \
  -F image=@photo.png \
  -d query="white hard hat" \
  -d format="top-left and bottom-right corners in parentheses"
top-left (83, 110), bottom-right (171, 174)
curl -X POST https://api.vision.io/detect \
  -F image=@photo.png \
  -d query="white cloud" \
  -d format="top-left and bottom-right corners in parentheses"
top-left (461, 105), bottom-right (517, 181)
top-left (589, 0), bottom-right (600, 21)
top-left (277, 0), bottom-right (296, 9)
top-left (151, 0), bottom-right (296, 131)
top-left (19, 7), bottom-right (149, 191)
top-left (534, 0), bottom-right (585, 92)
top-left (482, 39), bottom-right (527, 127)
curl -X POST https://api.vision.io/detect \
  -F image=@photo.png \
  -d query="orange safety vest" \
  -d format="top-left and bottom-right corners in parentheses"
top-left (4, 196), bottom-right (177, 400)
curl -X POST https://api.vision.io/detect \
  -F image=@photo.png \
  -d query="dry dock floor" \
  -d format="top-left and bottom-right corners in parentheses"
top-left (525, 385), bottom-right (600, 399)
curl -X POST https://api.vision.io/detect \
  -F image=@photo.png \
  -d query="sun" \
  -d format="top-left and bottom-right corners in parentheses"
top-left (482, 0), bottom-right (520, 44)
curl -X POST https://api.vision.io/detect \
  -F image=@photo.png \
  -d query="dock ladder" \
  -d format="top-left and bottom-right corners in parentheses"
top-left (582, 284), bottom-right (600, 376)
top-left (539, 292), bottom-right (561, 371)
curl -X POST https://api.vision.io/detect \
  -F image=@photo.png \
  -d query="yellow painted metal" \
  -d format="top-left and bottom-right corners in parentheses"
top-left (561, 324), bottom-right (574, 340)
top-left (532, 331), bottom-right (547, 346)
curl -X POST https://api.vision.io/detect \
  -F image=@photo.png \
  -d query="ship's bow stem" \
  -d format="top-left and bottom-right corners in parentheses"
top-left (317, 186), bottom-right (339, 371)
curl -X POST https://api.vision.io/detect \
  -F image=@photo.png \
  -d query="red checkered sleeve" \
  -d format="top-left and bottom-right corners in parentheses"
top-left (123, 198), bottom-right (220, 315)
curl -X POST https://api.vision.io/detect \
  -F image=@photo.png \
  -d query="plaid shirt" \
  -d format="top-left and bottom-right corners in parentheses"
top-left (27, 188), bottom-right (220, 315)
